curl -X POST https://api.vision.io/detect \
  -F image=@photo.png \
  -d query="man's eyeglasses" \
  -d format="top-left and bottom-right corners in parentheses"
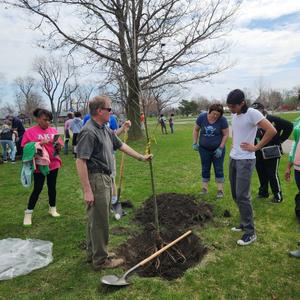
top-left (101, 107), bottom-right (112, 112)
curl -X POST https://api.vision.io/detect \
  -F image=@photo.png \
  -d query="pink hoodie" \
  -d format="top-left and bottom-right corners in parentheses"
top-left (21, 125), bottom-right (63, 171)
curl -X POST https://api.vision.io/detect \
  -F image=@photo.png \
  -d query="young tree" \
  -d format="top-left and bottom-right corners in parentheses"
top-left (7, 0), bottom-right (240, 139)
top-left (33, 56), bottom-right (78, 126)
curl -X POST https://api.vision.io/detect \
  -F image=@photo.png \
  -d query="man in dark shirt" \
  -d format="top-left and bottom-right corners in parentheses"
top-left (76, 95), bottom-right (152, 271)
top-left (251, 102), bottom-right (293, 203)
top-left (7, 115), bottom-right (25, 156)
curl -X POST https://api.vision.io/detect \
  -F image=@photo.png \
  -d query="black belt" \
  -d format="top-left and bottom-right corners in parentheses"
top-left (88, 169), bottom-right (111, 175)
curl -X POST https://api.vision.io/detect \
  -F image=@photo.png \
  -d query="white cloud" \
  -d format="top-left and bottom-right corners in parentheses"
top-left (1, 0), bottom-right (300, 103)
top-left (238, 0), bottom-right (300, 24)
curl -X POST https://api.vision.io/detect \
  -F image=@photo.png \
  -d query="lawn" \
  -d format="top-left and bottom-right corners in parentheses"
top-left (0, 122), bottom-right (300, 300)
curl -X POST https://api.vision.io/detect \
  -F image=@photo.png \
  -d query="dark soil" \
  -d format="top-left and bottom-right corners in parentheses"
top-left (116, 193), bottom-right (213, 280)
top-left (135, 193), bottom-right (214, 230)
top-left (118, 228), bottom-right (207, 280)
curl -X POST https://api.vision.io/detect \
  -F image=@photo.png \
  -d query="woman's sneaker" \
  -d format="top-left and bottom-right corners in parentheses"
top-left (231, 225), bottom-right (244, 232)
top-left (237, 233), bottom-right (257, 246)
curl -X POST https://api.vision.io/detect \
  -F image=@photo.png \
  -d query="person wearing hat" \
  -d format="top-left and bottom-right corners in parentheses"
top-left (226, 89), bottom-right (276, 246)
top-left (251, 102), bottom-right (293, 203)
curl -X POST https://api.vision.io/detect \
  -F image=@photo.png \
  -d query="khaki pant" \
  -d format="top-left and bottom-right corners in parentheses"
top-left (86, 173), bottom-right (112, 267)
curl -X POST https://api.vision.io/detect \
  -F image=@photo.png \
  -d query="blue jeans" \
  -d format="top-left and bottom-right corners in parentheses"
top-left (1, 140), bottom-right (16, 161)
top-left (198, 145), bottom-right (225, 183)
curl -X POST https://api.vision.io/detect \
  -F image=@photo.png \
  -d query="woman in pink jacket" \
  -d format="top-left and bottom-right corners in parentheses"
top-left (22, 108), bottom-right (63, 226)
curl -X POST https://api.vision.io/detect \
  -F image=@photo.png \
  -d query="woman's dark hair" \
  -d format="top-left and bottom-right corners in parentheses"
top-left (74, 111), bottom-right (82, 118)
top-left (208, 104), bottom-right (224, 117)
top-left (33, 108), bottom-right (53, 121)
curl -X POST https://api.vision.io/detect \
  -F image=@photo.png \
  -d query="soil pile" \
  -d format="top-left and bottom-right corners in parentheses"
top-left (135, 193), bottom-right (214, 230)
top-left (116, 193), bottom-right (214, 280)
top-left (118, 229), bottom-right (207, 280)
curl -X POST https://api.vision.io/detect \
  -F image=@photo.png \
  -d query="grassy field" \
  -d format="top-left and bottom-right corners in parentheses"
top-left (0, 122), bottom-right (300, 300)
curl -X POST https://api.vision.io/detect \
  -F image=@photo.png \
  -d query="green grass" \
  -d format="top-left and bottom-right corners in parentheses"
top-left (1, 123), bottom-right (300, 299)
top-left (274, 111), bottom-right (300, 123)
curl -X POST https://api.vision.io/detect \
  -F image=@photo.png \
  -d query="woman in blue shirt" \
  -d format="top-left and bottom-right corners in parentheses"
top-left (193, 104), bottom-right (229, 198)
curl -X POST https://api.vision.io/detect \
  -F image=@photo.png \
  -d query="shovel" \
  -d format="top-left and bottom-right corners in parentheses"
top-left (101, 230), bottom-right (192, 287)
top-left (112, 132), bottom-right (128, 220)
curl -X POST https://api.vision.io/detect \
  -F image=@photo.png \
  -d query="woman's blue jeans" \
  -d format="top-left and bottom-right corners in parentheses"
top-left (198, 145), bottom-right (225, 183)
top-left (1, 140), bottom-right (16, 161)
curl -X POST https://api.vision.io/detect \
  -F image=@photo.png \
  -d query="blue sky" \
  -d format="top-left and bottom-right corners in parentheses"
top-left (1, 0), bottom-right (300, 104)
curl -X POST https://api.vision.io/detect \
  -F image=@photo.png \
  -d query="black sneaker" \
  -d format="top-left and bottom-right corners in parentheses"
top-left (271, 197), bottom-right (282, 203)
top-left (231, 225), bottom-right (244, 232)
top-left (237, 233), bottom-right (257, 246)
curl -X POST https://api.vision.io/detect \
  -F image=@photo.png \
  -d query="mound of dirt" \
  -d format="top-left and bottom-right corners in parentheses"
top-left (115, 193), bottom-right (214, 280)
top-left (134, 193), bottom-right (214, 230)
top-left (118, 228), bottom-right (207, 280)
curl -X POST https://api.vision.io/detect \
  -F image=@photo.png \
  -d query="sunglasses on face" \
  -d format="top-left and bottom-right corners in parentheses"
top-left (101, 107), bottom-right (112, 112)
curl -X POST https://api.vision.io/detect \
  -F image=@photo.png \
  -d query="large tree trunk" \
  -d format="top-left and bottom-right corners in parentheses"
top-left (125, 69), bottom-right (143, 140)
top-left (127, 83), bottom-right (143, 140)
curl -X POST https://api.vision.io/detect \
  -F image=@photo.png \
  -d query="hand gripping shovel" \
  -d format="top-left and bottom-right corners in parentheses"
top-left (101, 230), bottom-right (192, 287)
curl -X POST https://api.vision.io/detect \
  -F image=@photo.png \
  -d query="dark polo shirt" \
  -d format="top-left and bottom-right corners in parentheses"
top-left (76, 118), bottom-right (123, 174)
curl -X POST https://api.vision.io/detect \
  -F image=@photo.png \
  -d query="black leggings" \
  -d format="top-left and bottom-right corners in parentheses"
top-left (27, 169), bottom-right (58, 210)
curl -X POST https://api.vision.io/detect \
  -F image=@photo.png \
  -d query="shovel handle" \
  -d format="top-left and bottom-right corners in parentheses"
top-left (138, 230), bottom-right (192, 267)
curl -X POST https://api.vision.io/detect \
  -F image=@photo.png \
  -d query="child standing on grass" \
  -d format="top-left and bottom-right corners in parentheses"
top-left (169, 114), bottom-right (174, 134)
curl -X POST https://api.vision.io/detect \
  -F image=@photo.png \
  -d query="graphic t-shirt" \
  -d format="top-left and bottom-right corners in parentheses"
top-left (230, 108), bottom-right (265, 160)
top-left (196, 112), bottom-right (228, 150)
top-left (21, 125), bottom-right (63, 170)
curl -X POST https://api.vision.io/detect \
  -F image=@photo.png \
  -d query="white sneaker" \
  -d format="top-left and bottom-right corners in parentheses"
top-left (231, 225), bottom-right (244, 232)
top-left (23, 211), bottom-right (32, 226)
top-left (49, 207), bottom-right (60, 217)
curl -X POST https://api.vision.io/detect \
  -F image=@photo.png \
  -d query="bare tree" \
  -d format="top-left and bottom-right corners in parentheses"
top-left (195, 96), bottom-right (211, 112)
top-left (73, 84), bottom-right (95, 114)
top-left (7, 0), bottom-right (240, 139)
top-left (268, 90), bottom-right (282, 112)
top-left (33, 56), bottom-right (78, 126)
top-left (0, 103), bottom-right (16, 116)
top-left (14, 76), bottom-right (45, 116)
top-left (143, 85), bottom-right (181, 116)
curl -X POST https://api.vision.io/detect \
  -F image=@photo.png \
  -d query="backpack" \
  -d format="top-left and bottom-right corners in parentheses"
top-left (0, 128), bottom-right (13, 140)
top-left (295, 193), bottom-right (300, 218)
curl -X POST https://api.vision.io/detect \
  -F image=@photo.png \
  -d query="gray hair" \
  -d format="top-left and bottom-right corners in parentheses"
top-left (89, 96), bottom-right (111, 116)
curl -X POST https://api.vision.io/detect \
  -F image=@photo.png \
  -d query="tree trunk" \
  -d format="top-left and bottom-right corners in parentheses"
top-left (126, 73), bottom-right (143, 140)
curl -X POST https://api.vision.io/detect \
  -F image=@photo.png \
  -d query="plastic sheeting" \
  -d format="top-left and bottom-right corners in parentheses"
top-left (0, 238), bottom-right (53, 281)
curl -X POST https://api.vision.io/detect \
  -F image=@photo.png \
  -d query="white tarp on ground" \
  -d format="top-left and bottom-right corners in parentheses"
top-left (0, 238), bottom-right (53, 281)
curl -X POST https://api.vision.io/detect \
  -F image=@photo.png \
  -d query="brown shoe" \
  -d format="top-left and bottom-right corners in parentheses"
top-left (86, 252), bottom-right (116, 264)
top-left (102, 257), bottom-right (124, 269)
top-left (93, 257), bottom-right (124, 271)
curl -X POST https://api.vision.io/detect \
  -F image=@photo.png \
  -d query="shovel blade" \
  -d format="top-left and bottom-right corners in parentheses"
top-left (101, 275), bottom-right (130, 286)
